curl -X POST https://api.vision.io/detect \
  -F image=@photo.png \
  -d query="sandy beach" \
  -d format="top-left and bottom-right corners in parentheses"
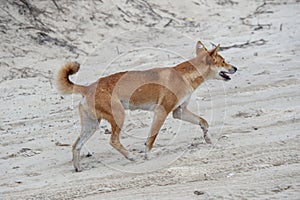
top-left (0, 0), bottom-right (299, 199)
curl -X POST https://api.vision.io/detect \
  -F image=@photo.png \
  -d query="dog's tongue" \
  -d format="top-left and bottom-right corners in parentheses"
top-left (220, 71), bottom-right (231, 80)
top-left (221, 72), bottom-right (229, 78)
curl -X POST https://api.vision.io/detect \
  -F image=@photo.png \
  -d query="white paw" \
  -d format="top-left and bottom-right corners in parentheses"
top-left (204, 134), bottom-right (212, 144)
top-left (144, 151), bottom-right (154, 160)
top-left (74, 166), bottom-right (82, 172)
top-left (126, 153), bottom-right (136, 161)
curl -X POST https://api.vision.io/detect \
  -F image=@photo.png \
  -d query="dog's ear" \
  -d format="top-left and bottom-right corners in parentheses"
top-left (196, 41), bottom-right (208, 55)
top-left (205, 53), bottom-right (214, 65)
top-left (209, 44), bottom-right (220, 57)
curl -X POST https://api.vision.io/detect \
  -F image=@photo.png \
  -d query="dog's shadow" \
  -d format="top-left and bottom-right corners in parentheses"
top-left (78, 139), bottom-right (208, 172)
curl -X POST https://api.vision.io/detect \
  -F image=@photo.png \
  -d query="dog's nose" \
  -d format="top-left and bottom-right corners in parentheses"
top-left (230, 66), bottom-right (237, 73)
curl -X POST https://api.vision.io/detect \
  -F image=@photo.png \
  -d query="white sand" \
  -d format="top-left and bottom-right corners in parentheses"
top-left (0, 0), bottom-right (299, 199)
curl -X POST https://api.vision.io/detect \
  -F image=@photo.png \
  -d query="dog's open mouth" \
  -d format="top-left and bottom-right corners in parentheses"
top-left (219, 71), bottom-right (231, 81)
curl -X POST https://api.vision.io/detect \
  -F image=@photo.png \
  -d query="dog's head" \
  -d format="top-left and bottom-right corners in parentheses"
top-left (196, 41), bottom-right (237, 81)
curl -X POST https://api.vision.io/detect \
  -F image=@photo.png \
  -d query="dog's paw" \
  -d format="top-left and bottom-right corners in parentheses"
top-left (74, 167), bottom-right (82, 172)
top-left (144, 151), bottom-right (154, 160)
top-left (144, 153), bottom-right (149, 160)
top-left (126, 153), bottom-right (136, 161)
top-left (204, 135), bottom-right (212, 144)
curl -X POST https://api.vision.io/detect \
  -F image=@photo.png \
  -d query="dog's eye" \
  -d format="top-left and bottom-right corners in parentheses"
top-left (222, 60), bottom-right (225, 64)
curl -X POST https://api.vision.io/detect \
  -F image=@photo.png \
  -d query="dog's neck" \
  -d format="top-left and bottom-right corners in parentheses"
top-left (174, 56), bottom-right (211, 90)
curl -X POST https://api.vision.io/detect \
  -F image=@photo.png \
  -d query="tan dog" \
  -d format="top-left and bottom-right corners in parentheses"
top-left (57, 41), bottom-right (237, 172)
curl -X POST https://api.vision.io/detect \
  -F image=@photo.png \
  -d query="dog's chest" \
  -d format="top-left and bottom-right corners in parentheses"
top-left (175, 93), bottom-right (192, 108)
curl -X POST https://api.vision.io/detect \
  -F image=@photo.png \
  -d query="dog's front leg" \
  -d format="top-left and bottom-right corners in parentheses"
top-left (144, 107), bottom-right (168, 158)
top-left (173, 106), bottom-right (212, 144)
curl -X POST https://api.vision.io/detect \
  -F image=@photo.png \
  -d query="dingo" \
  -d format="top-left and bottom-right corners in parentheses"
top-left (57, 41), bottom-right (237, 172)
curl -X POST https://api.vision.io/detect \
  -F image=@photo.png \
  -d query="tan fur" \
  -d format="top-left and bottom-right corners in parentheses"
top-left (57, 41), bottom-right (237, 172)
top-left (57, 62), bottom-right (87, 95)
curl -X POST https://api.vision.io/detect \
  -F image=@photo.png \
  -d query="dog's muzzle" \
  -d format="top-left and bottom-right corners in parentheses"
top-left (219, 66), bottom-right (237, 81)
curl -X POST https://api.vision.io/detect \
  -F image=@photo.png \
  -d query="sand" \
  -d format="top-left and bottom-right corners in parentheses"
top-left (0, 0), bottom-right (299, 199)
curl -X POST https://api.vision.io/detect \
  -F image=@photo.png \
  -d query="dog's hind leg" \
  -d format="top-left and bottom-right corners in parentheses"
top-left (72, 104), bottom-right (99, 172)
top-left (173, 106), bottom-right (211, 144)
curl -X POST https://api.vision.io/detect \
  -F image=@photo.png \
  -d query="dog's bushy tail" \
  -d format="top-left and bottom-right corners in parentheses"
top-left (57, 62), bottom-right (87, 95)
